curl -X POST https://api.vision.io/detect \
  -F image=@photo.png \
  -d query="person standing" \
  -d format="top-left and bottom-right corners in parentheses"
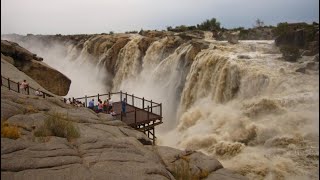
top-left (108, 98), bottom-right (113, 112)
top-left (103, 100), bottom-right (109, 113)
top-left (121, 98), bottom-right (127, 117)
top-left (20, 80), bottom-right (29, 94)
top-left (88, 99), bottom-right (95, 110)
top-left (97, 99), bottom-right (103, 113)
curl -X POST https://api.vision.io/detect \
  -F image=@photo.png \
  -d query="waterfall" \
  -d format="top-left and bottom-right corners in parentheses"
top-left (3, 34), bottom-right (319, 180)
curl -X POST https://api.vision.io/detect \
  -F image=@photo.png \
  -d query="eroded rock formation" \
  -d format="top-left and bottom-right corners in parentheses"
top-left (1, 40), bottom-right (71, 96)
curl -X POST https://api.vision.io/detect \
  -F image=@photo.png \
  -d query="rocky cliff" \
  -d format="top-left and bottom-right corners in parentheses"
top-left (1, 87), bottom-right (247, 180)
top-left (1, 40), bottom-right (71, 96)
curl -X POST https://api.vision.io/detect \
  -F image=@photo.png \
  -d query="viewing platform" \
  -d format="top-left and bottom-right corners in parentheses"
top-left (1, 75), bottom-right (163, 144)
top-left (74, 92), bottom-right (163, 144)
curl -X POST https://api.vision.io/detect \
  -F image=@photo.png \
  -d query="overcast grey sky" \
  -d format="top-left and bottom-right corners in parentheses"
top-left (1, 0), bottom-right (319, 35)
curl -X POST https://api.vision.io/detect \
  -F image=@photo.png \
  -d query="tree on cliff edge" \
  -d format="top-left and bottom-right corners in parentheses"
top-left (197, 18), bottom-right (221, 31)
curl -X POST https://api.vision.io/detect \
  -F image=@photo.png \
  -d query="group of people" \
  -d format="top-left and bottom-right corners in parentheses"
top-left (66, 98), bottom-right (85, 107)
top-left (88, 98), bottom-right (119, 116)
top-left (63, 95), bottom-right (128, 118)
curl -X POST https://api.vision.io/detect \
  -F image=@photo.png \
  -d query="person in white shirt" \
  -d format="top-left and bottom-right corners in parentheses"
top-left (20, 80), bottom-right (29, 94)
top-left (66, 98), bottom-right (71, 104)
top-left (35, 88), bottom-right (42, 96)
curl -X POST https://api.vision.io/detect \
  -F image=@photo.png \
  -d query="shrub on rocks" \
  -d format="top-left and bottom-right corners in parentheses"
top-left (1, 121), bottom-right (21, 139)
top-left (34, 113), bottom-right (80, 141)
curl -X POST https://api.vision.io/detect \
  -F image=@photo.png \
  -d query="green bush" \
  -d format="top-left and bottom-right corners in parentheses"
top-left (34, 113), bottom-right (80, 141)
top-left (198, 18), bottom-right (221, 31)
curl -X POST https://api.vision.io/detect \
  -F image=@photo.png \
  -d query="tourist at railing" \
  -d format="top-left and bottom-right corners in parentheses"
top-left (88, 99), bottom-right (94, 110)
top-left (66, 98), bottom-right (72, 104)
top-left (108, 98), bottom-right (113, 112)
top-left (110, 109), bottom-right (116, 116)
top-left (103, 99), bottom-right (109, 113)
top-left (97, 99), bottom-right (103, 113)
top-left (35, 88), bottom-right (43, 96)
top-left (121, 98), bottom-right (127, 117)
top-left (19, 80), bottom-right (29, 94)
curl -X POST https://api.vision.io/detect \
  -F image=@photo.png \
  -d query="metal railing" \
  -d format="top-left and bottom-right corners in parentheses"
top-left (74, 91), bottom-right (162, 123)
top-left (1, 75), bottom-right (54, 98)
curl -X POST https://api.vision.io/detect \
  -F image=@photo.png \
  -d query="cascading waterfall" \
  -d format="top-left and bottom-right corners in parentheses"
top-left (3, 34), bottom-right (318, 180)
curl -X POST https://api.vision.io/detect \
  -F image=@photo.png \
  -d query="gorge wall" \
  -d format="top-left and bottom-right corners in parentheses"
top-left (2, 30), bottom-right (319, 180)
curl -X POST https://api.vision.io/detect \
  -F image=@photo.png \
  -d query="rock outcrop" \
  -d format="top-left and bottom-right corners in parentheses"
top-left (1, 87), bottom-right (247, 180)
top-left (1, 40), bottom-right (71, 96)
top-left (274, 22), bottom-right (319, 57)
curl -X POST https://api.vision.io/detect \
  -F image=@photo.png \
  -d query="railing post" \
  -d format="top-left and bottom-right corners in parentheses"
top-left (134, 108), bottom-right (137, 124)
top-left (147, 106), bottom-right (150, 121)
top-left (125, 92), bottom-right (128, 101)
top-left (151, 100), bottom-right (153, 113)
top-left (120, 91), bottom-right (122, 101)
top-left (27, 86), bottom-right (30, 95)
top-left (153, 128), bottom-right (155, 145)
top-left (132, 94), bottom-right (134, 106)
top-left (17, 82), bottom-right (20, 93)
top-left (160, 103), bottom-right (162, 119)
top-left (97, 94), bottom-right (100, 101)
top-left (8, 78), bottom-right (10, 90)
top-left (142, 97), bottom-right (145, 109)
top-left (108, 92), bottom-right (111, 99)
top-left (85, 95), bottom-right (87, 107)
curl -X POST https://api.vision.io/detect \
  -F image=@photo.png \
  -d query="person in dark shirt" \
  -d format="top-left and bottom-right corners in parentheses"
top-left (121, 98), bottom-right (127, 117)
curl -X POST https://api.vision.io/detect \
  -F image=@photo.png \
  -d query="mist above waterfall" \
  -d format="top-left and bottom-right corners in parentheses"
top-left (3, 34), bottom-right (319, 180)
top-left (2, 36), bottom-right (112, 98)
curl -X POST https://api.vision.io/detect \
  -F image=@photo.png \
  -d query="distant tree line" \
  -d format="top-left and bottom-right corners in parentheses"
top-left (167, 18), bottom-right (221, 32)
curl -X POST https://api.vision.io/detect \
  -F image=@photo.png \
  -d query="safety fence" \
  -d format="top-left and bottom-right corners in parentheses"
top-left (1, 75), bottom-right (54, 98)
top-left (74, 91), bottom-right (162, 122)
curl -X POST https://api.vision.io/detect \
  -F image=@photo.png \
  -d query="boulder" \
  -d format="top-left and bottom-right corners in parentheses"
top-left (237, 55), bottom-right (251, 59)
top-left (227, 32), bottom-right (239, 44)
top-left (152, 146), bottom-right (247, 179)
top-left (295, 67), bottom-right (306, 73)
top-left (205, 168), bottom-right (248, 180)
top-left (275, 29), bottom-right (305, 48)
top-left (1, 40), bottom-right (71, 96)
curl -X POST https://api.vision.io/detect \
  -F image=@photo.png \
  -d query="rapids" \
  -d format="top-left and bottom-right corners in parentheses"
top-left (3, 34), bottom-right (319, 180)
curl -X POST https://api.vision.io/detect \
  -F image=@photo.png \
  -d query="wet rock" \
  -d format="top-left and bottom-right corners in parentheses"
top-left (237, 55), bottom-right (251, 59)
top-left (295, 67), bottom-right (306, 73)
top-left (306, 61), bottom-right (319, 71)
top-left (227, 32), bottom-right (239, 44)
top-left (152, 146), bottom-right (246, 179)
top-left (205, 168), bottom-right (249, 180)
top-left (275, 29), bottom-right (305, 48)
top-left (313, 54), bottom-right (319, 62)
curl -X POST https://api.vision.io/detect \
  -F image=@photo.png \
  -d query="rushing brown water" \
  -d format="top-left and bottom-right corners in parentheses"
top-left (4, 34), bottom-right (319, 180)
